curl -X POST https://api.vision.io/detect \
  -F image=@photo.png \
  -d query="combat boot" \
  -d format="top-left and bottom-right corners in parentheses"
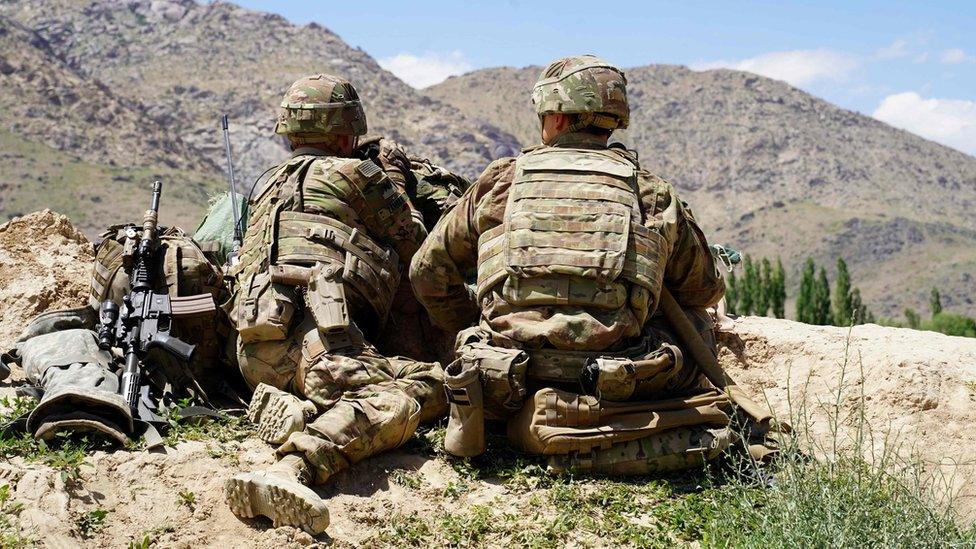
top-left (443, 360), bottom-right (485, 457)
top-left (247, 383), bottom-right (318, 444)
top-left (225, 453), bottom-right (330, 534)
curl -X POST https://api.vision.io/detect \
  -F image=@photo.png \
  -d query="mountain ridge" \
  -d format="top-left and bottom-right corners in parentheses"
top-left (427, 64), bottom-right (976, 317)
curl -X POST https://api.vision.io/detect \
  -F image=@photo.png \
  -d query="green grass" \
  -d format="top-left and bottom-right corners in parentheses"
top-left (76, 508), bottom-right (108, 539)
top-left (0, 129), bottom-right (222, 236)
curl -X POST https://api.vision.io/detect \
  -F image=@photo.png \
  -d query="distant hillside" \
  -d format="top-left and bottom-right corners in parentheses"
top-left (0, 15), bottom-right (221, 234)
top-left (428, 65), bottom-right (976, 317)
top-left (0, 0), bottom-right (520, 234)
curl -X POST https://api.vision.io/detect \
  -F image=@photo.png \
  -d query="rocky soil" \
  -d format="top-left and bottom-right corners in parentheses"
top-left (0, 210), bottom-right (93, 349)
top-left (1, 211), bottom-right (974, 547)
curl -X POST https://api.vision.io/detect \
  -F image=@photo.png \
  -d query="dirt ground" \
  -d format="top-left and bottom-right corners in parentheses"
top-left (2, 211), bottom-right (975, 547)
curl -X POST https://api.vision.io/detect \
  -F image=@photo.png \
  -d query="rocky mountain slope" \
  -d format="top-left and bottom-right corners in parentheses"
top-left (0, 0), bottom-right (520, 235)
top-left (1, 213), bottom-right (974, 546)
top-left (0, 0), bottom-right (519, 181)
top-left (428, 66), bottom-right (976, 317)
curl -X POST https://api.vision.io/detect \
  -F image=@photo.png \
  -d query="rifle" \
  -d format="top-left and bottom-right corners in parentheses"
top-left (96, 181), bottom-right (216, 412)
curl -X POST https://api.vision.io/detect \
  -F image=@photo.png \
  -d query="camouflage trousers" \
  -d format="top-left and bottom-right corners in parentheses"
top-left (233, 316), bottom-right (446, 484)
top-left (460, 308), bottom-right (733, 475)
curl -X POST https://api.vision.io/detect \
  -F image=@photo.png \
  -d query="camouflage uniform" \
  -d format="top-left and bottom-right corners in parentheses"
top-left (410, 56), bottom-right (732, 474)
top-left (224, 74), bottom-right (445, 534)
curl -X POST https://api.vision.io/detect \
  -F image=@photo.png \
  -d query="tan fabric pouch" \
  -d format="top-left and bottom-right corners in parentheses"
top-left (507, 387), bottom-right (731, 455)
top-left (457, 341), bottom-right (528, 420)
top-left (233, 271), bottom-right (297, 343)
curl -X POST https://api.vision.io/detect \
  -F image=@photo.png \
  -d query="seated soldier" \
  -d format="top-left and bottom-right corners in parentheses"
top-left (410, 55), bottom-right (746, 473)
top-left (222, 74), bottom-right (447, 534)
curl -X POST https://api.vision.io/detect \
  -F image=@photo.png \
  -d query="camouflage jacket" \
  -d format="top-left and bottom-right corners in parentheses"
top-left (231, 145), bottom-right (427, 334)
top-left (409, 132), bottom-right (724, 351)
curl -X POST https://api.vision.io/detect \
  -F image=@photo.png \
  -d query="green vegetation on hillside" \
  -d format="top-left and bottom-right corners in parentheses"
top-left (0, 130), bottom-right (222, 237)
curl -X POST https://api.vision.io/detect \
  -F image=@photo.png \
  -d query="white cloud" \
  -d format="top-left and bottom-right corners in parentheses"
top-left (873, 92), bottom-right (976, 156)
top-left (692, 49), bottom-right (858, 87)
top-left (378, 51), bottom-right (473, 89)
top-left (912, 52), bottom-right (929, 64)
top-left (875, 39), bottom-right (910, 60)
top-left (940, 48), bottom-right (972, 64)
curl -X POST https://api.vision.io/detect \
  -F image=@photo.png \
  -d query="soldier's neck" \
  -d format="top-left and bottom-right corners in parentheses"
top-left (549, 131), bottom-right (610, 149)
top-left (291, 144), bottom-right (349, 158)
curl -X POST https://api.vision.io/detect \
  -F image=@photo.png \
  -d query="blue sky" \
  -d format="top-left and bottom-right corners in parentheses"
top-left (237, 0), bottom-right (975, 155)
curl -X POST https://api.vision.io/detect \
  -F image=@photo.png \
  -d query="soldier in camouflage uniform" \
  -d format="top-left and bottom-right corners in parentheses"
top-left (223, 74), bottom-right (445, 534)
top-left (410, 55), bottom-right (735, 473)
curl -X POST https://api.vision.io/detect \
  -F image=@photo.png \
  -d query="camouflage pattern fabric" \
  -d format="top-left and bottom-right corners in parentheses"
top-left (18, 328), bottom-right (132, 444)
top-left (275, 74), bottom-right (367, 139)
top-left (409, 127), bottom-right (728, 473)
top-left (532, 55), bottom-right (629, 130)
top-left (410, 132), bottom-right (725, 347)
top-left (230, 143), bottom-right (443, 483)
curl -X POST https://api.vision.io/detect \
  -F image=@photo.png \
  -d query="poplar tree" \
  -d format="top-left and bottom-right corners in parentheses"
top-left (726, 269), bottom-right (739, 315)
top-left (757, 257), bottom-right (772, 316)
top-left (833, 258), bottom-right (854, 326)
top-left (771, 258), bottom-right (786, 319)
top-left (813, 267), bottom-right (831, 325)
top-left (741, 256), bottom-right (756, 315)
top-left (930, 287), bottom-right (943, 316)
top-left (796, 258), bottom-right (816, 323)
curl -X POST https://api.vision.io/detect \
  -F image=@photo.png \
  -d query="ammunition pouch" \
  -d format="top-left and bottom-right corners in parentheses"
top-left (232, 270), bottom-right (297, 343)
top-left (456, 331), bottom-right (528, 420)
top-left (581, 343), bottom-right (683, 402)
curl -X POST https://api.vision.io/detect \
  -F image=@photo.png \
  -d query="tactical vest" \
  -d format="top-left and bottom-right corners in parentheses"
top-left (476, 147), bottom-right (666, 326)
top-left (231, 154), bottom-right (401, 343)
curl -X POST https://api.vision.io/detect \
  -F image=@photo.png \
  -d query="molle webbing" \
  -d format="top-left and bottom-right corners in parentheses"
top-left (524, 335), bottom-right (652, 383)
top-left (475, 148), bottom-right (666, 311)
top-left (273, 211), bottom-right (400, 323)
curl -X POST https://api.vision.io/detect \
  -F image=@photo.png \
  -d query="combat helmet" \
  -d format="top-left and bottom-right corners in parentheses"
top-left (531, 55), bottom-right (629, 131)
top-left (274, 74), bottom-right (367, 143)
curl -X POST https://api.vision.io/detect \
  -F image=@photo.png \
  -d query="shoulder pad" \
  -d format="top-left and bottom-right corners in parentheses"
top-left (336, 158), bottom-right (386, 187)
top-left (520, 144), bottom-right (545, 154)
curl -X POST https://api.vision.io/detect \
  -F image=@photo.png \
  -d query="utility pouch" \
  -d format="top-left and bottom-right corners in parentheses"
top-left (457, 342), bottom-right (528, 420)
top-left (233, 271), bottom-right (296, 343)
top-left (581, 343), bottom-right (683, 402)
top-left (307, 263), bottom-right (354, 352)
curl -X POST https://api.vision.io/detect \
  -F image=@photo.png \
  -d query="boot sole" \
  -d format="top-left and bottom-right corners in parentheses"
top-left (246, 383), bottom-right (277, 424)
top-left (225, 472), bottom-right (329, 534)
top-left (248, 385), bottom-right (306, 445)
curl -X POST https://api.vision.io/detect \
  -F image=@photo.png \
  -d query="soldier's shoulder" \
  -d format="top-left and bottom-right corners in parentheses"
top-left (477, 156), bottom-right (517, 182)
top-left (319, 156), bottom-right (386, 185)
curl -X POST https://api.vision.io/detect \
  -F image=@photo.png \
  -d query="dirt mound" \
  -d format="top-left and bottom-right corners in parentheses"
top-left (0, 209), bottom-right (93, 350)
top-left (718, 317), bottom-right (976, 520)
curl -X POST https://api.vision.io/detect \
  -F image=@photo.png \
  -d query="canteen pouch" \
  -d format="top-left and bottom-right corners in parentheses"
top-left (457, 341), bottom-right (528, 421)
